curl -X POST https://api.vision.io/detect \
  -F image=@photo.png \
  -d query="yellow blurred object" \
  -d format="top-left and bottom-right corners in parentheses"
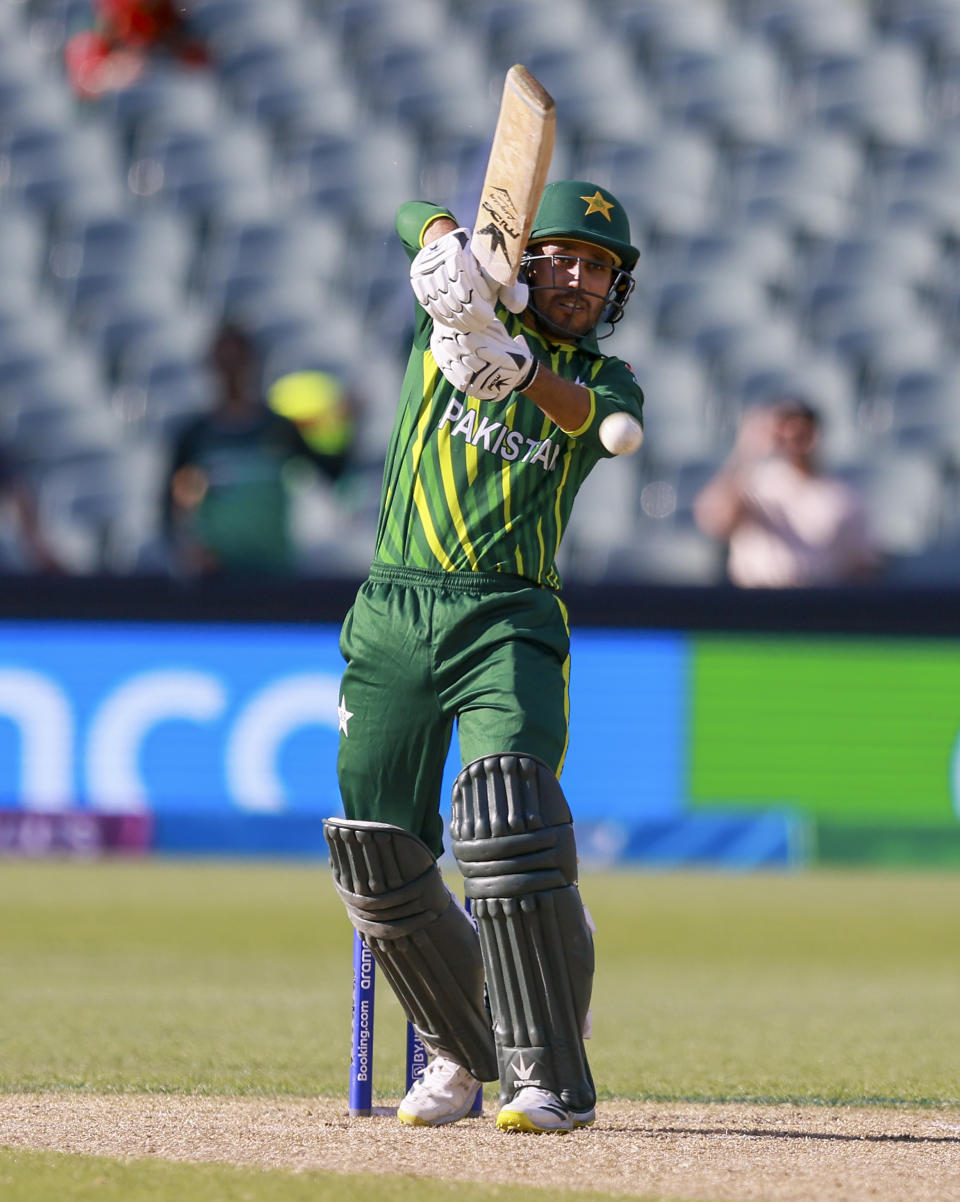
top-left (268, 370), bottom-right (355, 456)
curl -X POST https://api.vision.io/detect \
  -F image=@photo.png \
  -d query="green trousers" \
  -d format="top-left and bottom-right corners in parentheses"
top-left (336, 563), bottom-right (571, 857)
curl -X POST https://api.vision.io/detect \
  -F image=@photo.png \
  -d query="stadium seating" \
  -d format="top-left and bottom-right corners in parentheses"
top-left (881, 360), bottom-right (960, 468)
top-left (126, 121), bottom-right (275, 221)
top-left (1, 0), bottom-right (959, 580)
top-left (47, 209), bottom-right (195, 318)
top-left (652, 37), bottom-right (791, 146)
top-left (94, 66), bottom-right (224, 152)
top-left (630, 348), bottom-right (722, 467)
top-left (870, 140), bottom-right (960, 239)
top-left (835, 449), bottom-right (948, 556)
top-left (605, 0), bottom-right (732, 66)
top-left (194, 212), bottom-right (342, 313)
top-left (725, 129), bottom-right (865, 239)
top-left (274, 121), bottom-right (421, 230)
top-left (794, 40), bottom-right (931, 149)
top-left (740, 0), bottom-right (874, 64)
top-left (578, 130), bottom-right (721, 238)
top-left (111, 312), bottom-right (215, 433)
top-left (0, 204), bottom-right (47, 299)
top-left (1, 118), bottom-right (126, 218)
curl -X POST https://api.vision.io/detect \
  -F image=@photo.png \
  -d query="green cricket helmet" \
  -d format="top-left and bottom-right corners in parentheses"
top-left (521, 180), bottom-right (639, 339)
top-left (528, 180), bottom-right (639, 268)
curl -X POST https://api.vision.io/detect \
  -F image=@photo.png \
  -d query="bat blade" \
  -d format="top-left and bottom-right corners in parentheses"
top-left (471, 64), bottom-right (556, 287)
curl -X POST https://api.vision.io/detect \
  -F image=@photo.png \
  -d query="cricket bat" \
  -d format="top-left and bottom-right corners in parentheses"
top-left (471, 64), bottom-right (556, 288)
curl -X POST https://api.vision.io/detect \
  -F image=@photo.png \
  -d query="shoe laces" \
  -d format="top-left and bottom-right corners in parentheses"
top-left (410, 1056), bottom-right (467, 1096)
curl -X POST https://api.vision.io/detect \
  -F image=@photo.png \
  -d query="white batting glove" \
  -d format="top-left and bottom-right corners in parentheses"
top-left (499, 277), bottom-right (529, 314)
top-left (411, 228), bottom-right (529, 332)
top-left (430, 319), bottom-right (538, 402)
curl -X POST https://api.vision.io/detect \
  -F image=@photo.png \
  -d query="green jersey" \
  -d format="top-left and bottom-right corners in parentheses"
top-left (373, 201), bottom-right (644, 591)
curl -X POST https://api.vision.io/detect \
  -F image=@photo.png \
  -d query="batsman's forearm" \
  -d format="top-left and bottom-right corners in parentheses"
top-left (422, 215), bottom-right (459, 246)
top-left (520, 362), bottom-right (591, 432)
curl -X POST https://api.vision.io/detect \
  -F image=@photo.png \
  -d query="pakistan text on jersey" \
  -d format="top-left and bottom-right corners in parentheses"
top-left (438, 398), bottom-right (562, 471)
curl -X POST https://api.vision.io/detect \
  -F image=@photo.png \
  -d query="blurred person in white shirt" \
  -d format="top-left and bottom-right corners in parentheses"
top-left (693, 397), bottom-right (879, 587)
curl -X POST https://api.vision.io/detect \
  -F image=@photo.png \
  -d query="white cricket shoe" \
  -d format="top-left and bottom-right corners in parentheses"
top-left (496, 1087), bottom-right (576, 1134)
top-left (397, 1056), bottom-right (481, 1126)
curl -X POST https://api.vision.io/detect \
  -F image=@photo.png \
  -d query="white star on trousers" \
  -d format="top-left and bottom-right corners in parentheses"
top-left (337, 695), bottom-right (354, 736)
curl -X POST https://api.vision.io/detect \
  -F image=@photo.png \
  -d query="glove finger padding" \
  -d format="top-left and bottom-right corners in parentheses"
top-left (430, 320), bottom-right (538, 403)
top-left (410, 228), bottom-right (498, 333)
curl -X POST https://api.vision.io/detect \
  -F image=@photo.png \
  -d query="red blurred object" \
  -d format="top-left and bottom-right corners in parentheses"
top-left (64, 0), bottom-right (207, 99)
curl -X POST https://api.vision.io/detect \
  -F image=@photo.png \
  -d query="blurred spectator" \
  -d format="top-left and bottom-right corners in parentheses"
top-left (0, 441), bottom-right (64, 574)
top-left (693, 397), bottom-right (879, 587)
top-left (267, 369), bottom-right (358, 464)
top-left (164, 323), bottom-right (351, 578)
top-left (64, 0), bottom-right (207, 101)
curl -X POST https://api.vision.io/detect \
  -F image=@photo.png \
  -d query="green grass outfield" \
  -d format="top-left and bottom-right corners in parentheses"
top-left (0, 1149), bottom-right (636, 1202)
top-left (1, 859), bottom-right (958, 1199)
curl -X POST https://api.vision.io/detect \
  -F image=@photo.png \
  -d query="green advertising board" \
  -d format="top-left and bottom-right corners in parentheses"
top-left (689, 637), bottom-right (960, 865)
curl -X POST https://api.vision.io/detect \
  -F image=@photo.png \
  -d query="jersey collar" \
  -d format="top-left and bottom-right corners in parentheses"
top-left (508, 312), bottom-right (602, 358)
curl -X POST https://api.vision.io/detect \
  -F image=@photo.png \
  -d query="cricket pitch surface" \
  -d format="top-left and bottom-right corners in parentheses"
top-left (2, 1094), bottom-right (959, 1201)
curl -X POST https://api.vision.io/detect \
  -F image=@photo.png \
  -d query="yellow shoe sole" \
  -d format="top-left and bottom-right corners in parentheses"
top-left (496, 1109), bottom-right (572, 1134)
top-left (397, 1109), bottom-right (431, 1126)
top-left (397, 1090), bottom-right (482, 1127)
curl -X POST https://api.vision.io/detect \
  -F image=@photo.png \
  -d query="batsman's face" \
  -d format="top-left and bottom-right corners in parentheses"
top-left (524, 239), bottom-right (617, 339)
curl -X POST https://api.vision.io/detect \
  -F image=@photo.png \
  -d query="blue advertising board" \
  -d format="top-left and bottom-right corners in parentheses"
top-left (0, 620), bottom-right (796, 865)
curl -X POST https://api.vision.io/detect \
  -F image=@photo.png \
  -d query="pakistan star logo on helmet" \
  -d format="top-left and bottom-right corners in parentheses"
top-left (580, 190), bottom-right (615, 221)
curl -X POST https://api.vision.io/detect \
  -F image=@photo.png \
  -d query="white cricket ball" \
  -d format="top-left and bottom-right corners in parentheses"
top-left (599, 412), bottom-right (644, 455)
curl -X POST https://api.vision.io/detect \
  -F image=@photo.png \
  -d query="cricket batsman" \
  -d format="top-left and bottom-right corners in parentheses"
top-left (324, 181), bottom-right (643, 1133)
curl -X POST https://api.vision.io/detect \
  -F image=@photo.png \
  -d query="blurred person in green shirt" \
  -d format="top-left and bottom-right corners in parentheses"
top-left (164, 323), bottom-right (350, 577)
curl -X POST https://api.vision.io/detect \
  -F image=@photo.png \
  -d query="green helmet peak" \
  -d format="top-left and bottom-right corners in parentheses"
top-left (527, 180), bottom-right (639, 270)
